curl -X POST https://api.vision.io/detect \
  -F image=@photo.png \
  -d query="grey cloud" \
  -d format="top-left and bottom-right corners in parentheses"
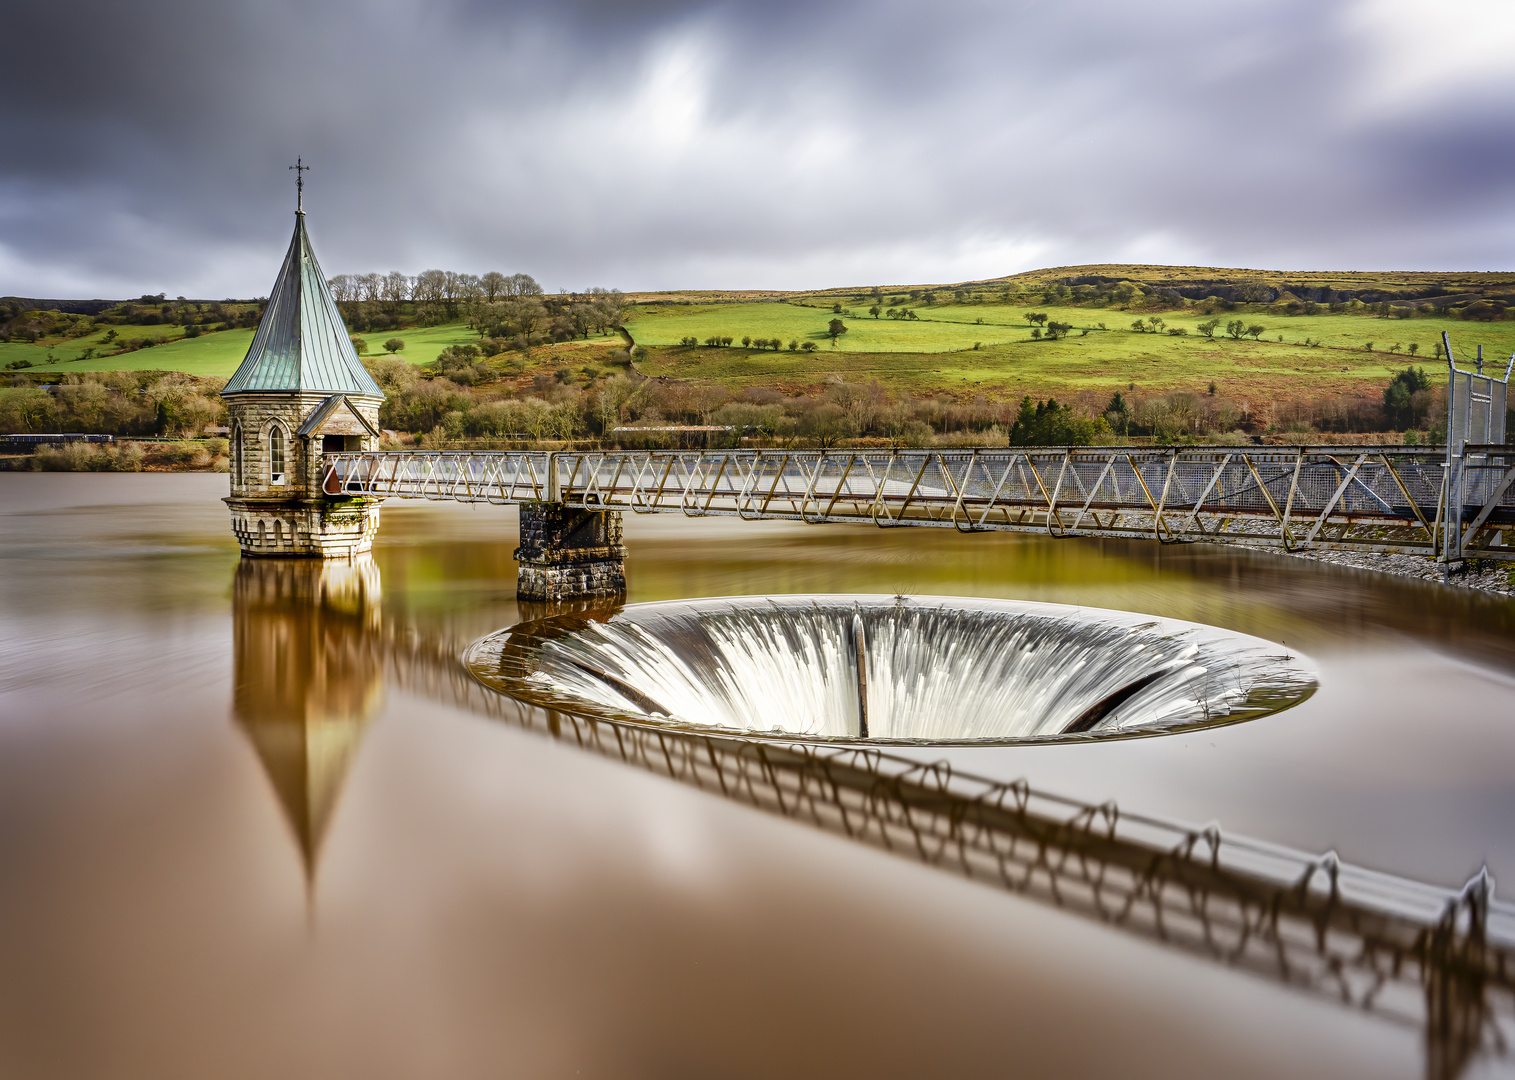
top-left (1, 0), bottom-right (1511, 297)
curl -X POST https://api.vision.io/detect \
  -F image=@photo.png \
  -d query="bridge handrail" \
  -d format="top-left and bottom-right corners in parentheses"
top-left (320, 444), bottom-right (1515, 561)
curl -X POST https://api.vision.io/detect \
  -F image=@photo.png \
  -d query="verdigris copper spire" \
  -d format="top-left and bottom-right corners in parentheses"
top-left (223, 206), bottom-right (382, 396)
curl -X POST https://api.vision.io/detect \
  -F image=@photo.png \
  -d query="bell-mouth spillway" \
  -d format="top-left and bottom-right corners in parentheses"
top-left (465, 595), bottom-right (1317, 745)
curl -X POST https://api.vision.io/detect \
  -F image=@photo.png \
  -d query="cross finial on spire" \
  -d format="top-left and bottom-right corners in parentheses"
top-left (289, 157), bottom-right (310, 213)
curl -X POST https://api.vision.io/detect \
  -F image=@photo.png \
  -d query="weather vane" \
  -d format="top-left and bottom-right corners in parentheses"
top-left (289, 157), bottom-right (310, 213)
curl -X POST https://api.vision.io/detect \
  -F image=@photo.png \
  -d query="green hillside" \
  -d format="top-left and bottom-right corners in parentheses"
top-left (6, 263), bottom-right (1513, 407)
top-left (1, 321), bottom-right (481, 378)
top-left (9, 300), bottom-right (1510, 388)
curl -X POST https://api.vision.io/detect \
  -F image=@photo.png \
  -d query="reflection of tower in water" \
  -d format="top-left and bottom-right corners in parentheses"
top-left (233, 557), bottom-right (383, 876)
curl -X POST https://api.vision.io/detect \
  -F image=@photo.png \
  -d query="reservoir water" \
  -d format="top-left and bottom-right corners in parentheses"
top-left (2, 471), bottom-right (1513, 1078)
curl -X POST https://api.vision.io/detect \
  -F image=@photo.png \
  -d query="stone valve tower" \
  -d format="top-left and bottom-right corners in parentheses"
top-left (222, 184), bottom-right (385, 558)
top-left (221, 170), bottom-right (626, 601)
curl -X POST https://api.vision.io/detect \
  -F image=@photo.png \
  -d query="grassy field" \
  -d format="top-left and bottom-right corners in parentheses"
top-left (347, 323), bottom-right (487, 364)
top-left (630, 338), bottom-right (1401, 401)
top-left (8, 289), bottom-right (1514, 407)
top-left (629, 301), bottom-right (1013, 352)
top-left (1, 326), bottom-right (254, 377)
top-left (2, 320), bottom-right (489, 378)
top-left (629, 299), bottom-right (1515, 353)
top-left (625, 301), bottom-right (1515, 401)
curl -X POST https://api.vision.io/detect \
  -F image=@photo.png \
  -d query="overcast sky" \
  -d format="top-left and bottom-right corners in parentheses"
top-left (2, 0), bottom-right (1513, 299)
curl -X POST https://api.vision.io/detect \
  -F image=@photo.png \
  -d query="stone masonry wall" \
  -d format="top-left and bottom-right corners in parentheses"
top-left (224, 393), bottom-right (384, 558)
top-left (226, 393), bottom-right (382, 497)
top-left (229, 501), bottom-right (382, 558)
top-left (515, 502), bottom-right (627, 601)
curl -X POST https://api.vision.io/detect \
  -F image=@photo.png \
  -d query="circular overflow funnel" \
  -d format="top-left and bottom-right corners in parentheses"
top-left (466, 595), bottom-right (1316, 746)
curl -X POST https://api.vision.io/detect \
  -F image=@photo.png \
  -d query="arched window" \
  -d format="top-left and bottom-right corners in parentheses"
top-left (269, 424), bottom-right (286, 485)
top-left (274, 519), bottom-right (283, 544)
top-left (231, 421), bottom-right (243, 486)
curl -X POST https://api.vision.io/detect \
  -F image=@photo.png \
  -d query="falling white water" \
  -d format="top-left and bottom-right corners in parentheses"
top-left (469, 596), bottom-right (1316, 744)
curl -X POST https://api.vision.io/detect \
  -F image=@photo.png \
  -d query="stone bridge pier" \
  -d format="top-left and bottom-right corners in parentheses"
top-left (514, 502), bottom-right (627, 602)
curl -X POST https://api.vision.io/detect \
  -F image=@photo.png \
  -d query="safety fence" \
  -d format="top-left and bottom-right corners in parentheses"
top-left (325, 445), bottom-right (1515, 561)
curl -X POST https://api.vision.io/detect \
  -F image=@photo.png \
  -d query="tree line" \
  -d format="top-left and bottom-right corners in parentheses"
top-left (363, 343), bottom-right (1476, 450)
top-left (0, 371), bottom-right (225, 437)
top-left (823, 280), bottom-right (1513, 321)
top-left (326, 269), bottom-right (631, 351)
top-left (0, 359), bottom-right (1490, 451)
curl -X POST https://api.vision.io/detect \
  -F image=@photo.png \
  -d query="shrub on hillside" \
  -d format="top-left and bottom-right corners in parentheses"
top-left (32, 442), bottom-right (144, 472)
top-left (433, 344), bottom-right (488, 386)
top-left (1009, 397), bottom-right (1110, 446)
top-left (1383, 366), bottom-right (1433, 430)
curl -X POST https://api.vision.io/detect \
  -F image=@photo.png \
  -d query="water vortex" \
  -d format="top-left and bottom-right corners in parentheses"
top-left (466, 595), bottom-right (1316, 745)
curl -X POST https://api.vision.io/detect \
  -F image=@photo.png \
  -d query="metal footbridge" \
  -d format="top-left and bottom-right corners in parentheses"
top-left (325, 443), bottom-right (1515, 561)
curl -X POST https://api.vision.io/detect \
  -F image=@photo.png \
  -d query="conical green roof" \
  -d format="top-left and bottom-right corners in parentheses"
top-left (223, 213), bottom-right (384, 397)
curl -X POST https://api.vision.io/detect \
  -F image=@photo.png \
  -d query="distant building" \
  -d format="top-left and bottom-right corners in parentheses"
top-left (610, 426), bottom-right (735, 434)
top-left (611, 424), bottom-right (735, 448)
top-left (3, 433), bottom-right (114, 445)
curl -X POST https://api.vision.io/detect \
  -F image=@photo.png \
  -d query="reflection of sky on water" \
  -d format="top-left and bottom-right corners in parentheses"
top-left (0, 472), bottom-right (1512, 1077)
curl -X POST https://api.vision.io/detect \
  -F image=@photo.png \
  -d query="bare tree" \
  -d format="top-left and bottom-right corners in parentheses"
top-left (589, 287), bottom-right (628, 330)
top-left (506, 273), bottom-right (543, 298)
top-left (592, 375), bottom-right (636, 434)
top-left (382, 272), bottom-right (410, 309)
top-left (481, 271), bottom-right (508, 303)
top-left (414, 270), bottom-right (447, 303)
top-left (501, 296), bottom-right (547, 340)
top-left (567, 303), bottom-right (595, 340)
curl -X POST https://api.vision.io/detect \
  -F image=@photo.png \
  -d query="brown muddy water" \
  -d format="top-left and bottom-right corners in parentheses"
top-left (1, 472), bottom-right (1513, 1079)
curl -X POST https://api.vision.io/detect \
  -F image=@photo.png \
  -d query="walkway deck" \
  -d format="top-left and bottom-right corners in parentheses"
top-left (324, 444), bottom-right (1515, 560)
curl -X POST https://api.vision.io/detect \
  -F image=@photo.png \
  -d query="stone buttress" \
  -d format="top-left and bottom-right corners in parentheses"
top-left (515, 502), bottom-right (627, 602)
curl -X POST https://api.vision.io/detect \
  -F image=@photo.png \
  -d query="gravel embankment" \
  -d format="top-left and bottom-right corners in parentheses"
top-left (1282, 547), bottom-right (1514, 597)
top-left (1078, 509), bottom-right (1514, 598)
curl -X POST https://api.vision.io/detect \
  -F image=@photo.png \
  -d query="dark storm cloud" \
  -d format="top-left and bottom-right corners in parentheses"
top-left (2, 0), bottom-right (1512, 297)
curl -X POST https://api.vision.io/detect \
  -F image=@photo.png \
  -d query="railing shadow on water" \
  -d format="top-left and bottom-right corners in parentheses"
top-left (232, 560), bottom-right (1514, 1079)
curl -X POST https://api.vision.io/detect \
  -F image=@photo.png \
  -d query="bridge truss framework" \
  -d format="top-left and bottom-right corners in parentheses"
top-left (326, 443), bottom-right (1515, 561)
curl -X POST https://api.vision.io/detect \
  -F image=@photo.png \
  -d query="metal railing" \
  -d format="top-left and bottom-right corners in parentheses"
top-left (324, 445), bottom-right (1515, 560)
